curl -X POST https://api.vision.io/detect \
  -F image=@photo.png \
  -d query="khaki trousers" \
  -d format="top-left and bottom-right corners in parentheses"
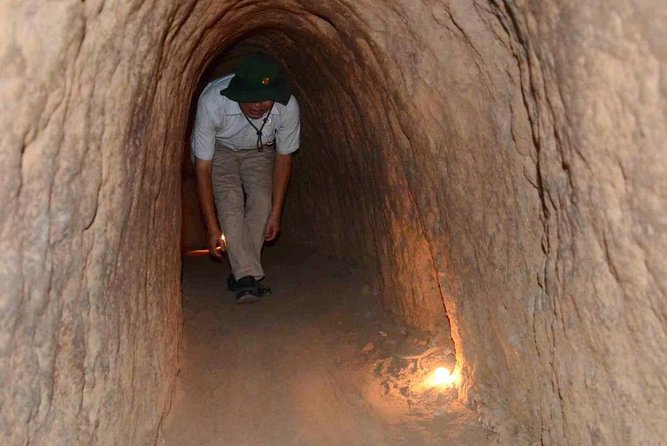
top-left (211, 143), bottom-right (275, 280)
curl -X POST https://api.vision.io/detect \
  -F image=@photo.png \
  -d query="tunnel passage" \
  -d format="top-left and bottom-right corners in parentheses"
top-left (1, 1), bottom-right (666, 445)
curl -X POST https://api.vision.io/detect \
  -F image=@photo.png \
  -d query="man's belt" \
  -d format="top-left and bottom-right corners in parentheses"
top-left (254, 140), bottom-right (275, 152)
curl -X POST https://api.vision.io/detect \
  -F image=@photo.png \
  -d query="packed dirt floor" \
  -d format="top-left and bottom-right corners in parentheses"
top-left (157, 245), bottom-right (493, 446)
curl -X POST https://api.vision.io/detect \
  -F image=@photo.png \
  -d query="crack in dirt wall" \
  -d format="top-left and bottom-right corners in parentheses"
top-left (1, 1), bottom-right (665, 445)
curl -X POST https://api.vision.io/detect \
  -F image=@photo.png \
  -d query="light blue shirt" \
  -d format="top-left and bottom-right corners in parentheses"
top-left (191, 74), bottom-right (301, 160)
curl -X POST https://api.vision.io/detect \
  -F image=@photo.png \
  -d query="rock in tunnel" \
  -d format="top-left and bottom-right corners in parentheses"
top-left (1, 0), bottom-right (665, 444)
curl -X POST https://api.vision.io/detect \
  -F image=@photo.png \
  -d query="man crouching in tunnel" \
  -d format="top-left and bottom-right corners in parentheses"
top-left (191, 53), bottom-right (300, 303)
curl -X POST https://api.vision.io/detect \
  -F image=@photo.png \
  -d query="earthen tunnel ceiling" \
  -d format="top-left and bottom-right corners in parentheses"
top-left (1, 0), bottom-right (665, 445)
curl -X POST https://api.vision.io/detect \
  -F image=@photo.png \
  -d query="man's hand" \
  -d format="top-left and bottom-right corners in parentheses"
top-left (264, 213), bottom-right (281, 241)
top-left (207, 228), bottom-right (224, 258)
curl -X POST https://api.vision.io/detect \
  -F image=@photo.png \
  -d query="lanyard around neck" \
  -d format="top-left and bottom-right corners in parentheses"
top-left (241, 103), bottom-right (274, 151)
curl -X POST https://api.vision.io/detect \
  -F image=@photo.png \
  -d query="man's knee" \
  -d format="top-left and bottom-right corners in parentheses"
top-left (214, 188), bottom-right (244, 217)
top-left (245, 188), bottom-right (272, 214)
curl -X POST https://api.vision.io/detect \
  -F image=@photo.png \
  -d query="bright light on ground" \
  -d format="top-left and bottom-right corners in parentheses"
top-left (431, 367), bottom-right (459, 387)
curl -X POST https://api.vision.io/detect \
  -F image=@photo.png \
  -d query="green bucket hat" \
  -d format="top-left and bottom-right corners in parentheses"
top-left (220, 53), bottom-right (292, 105)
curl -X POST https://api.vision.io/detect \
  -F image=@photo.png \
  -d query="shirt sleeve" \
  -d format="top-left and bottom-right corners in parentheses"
top-left (191, 93), bottom-right (216, 161)
top-left (276, 96), bottom-right (301, 155)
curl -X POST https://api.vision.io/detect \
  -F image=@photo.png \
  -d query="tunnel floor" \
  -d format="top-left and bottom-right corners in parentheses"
top-left (158, 245), bottom-right (492, 445)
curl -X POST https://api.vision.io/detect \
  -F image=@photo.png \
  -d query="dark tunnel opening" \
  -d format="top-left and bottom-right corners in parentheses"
top-left (180, 26), bottom-right (456, 333)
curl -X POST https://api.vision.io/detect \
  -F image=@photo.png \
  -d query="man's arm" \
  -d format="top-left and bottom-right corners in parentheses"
top-left (195, 158), bottom-right (223, 257)
top-left (192, 89), bottom-right (223, 256)
top-left (264, 153), bottom-right (292, 241)
top-left (266, 95), bottom-right (300, 241)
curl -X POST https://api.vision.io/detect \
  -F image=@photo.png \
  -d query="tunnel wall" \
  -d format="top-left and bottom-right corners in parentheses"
top-left (495, 2), bottom-right (667, 443)
top-left (0, 2), bottom-right (183, 444)
top-left (1, 1), bottom-right (665, 445)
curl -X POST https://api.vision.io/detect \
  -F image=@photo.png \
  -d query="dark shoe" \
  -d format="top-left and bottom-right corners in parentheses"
top-left (235, 276), bottom-right (259, 304)
top-left (227, 274), bottom-right (239, 292)
top-left (256, 281), bottom-right (272, 297)
top-left (235, 288), bottom-right (259, 304)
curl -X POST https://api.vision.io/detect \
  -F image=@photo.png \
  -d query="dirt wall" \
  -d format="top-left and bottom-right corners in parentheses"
top-left (0, 2), bottom-right (183, 444)
top-left (1, 1), bottom-right (665, 445)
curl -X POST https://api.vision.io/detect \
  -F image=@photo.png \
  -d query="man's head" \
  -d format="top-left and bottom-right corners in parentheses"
top-left (220, 53), bottom-right (292, 111)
